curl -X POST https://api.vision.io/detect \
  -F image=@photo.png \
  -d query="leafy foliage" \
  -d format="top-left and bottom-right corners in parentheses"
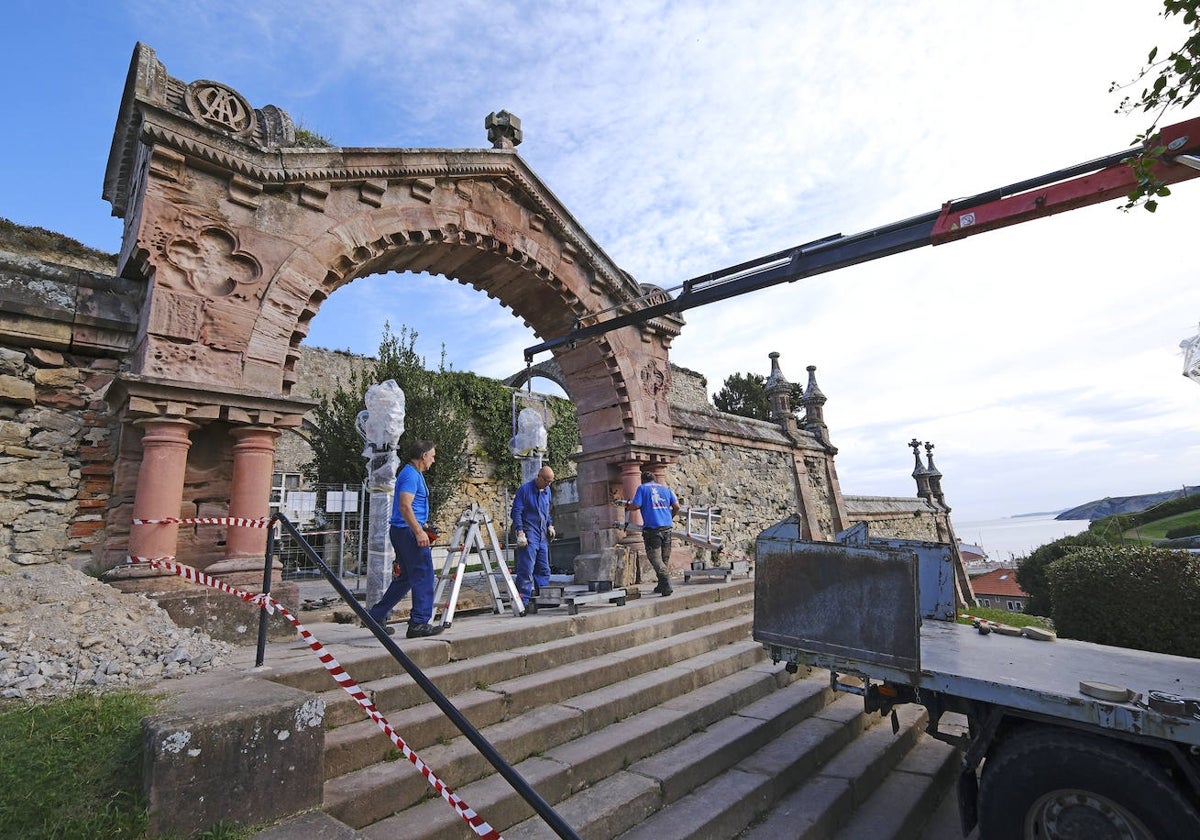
top-left (373, 326), bottom-right (471, 517)
top-left (1047, 545), bottom-right (1200, 656)
top-left (293, 124), bottom-right (334, 148)
top-left (714, 373), bottom-right (770, 419)
top-left (1110, 1), bottom-right (1200, 211)
top-left (713, 372), bottom-right (804, 421)
top-left (1015, 531), bottom-right (1109, 617)
top-left (305, 325), bottom-right (580, 519)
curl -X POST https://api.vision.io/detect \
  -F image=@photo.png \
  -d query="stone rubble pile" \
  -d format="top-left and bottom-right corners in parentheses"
top-left (0, 558), bottom-right (232, 701)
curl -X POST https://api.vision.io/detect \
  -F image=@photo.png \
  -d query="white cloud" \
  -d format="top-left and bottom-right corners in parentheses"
top-left (5, 0), bottom-right (1198, 521)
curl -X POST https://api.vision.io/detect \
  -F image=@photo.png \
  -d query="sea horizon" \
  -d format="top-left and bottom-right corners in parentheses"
top-left (954, 513), bottom-right (1091, 563)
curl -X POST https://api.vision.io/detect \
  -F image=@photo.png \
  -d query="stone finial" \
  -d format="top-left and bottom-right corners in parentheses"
top-left (799, 365), bottom-right (827, 436)
top-left (485, 110), bottom-right (523, 149)
top-left (910, 438), bottom-right (932, 500)
top-left (765, 352), bottom-right (792, 422)
top-left (924, 442), bottom-right (947, 509)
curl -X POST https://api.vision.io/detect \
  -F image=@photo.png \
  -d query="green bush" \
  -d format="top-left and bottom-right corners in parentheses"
top-left (1046, 545), bottom-right (1200, 657)
top-left (1015, 531), bottom-right (1108, 617)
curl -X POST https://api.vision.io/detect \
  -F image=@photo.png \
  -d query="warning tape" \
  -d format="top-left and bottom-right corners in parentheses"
top-left (126, 553), bottom-right (501, 840)
top-left (133, 516), bottom-right (271, 528)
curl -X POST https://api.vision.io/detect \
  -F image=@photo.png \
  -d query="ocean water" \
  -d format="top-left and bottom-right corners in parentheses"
top-left (954, 514), bottom-right (1091, 563)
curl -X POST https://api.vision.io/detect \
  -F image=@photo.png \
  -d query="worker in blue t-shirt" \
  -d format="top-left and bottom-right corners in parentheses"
top-left (367, 440), bottom-right (444, 638)
top-left (626, 470), bottom-right (681, 596)
top-left (510, 465), bottom-right (555, 604)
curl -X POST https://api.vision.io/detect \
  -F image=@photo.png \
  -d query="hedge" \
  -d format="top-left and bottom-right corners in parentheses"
top-left (1046, 545), bottom-right (1200, 658)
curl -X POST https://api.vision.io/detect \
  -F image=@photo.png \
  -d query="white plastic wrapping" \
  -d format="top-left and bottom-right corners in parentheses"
top-left (356, 379), bottom-right (407, 609)
top-left (510, 406), bottom-right (548, 456)
top-left (1182, 327), bottom-right (1200, 385)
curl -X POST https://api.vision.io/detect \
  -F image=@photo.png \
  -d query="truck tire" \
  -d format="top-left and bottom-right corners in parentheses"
top-left (978, 725), bottom-right (1200, 840)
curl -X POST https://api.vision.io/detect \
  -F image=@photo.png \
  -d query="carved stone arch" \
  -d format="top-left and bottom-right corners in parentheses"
top-left (102, 43), bottom-right (685, 577)
top-left (502, 358), bottom-right (570, 394)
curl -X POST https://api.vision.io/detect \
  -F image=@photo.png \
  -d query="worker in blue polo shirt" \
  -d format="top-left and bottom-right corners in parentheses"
top-left (367, 439), bottom-right (444, 638)
top-left (626, 470), bottom-right (680, 596)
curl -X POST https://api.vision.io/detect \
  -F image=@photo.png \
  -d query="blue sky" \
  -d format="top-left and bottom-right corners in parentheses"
top-left (3, 1), bottom-right (1199, 521)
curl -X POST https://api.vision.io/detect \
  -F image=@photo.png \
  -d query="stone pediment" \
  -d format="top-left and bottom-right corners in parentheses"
top-left (101, 44), bottom-right (682, 332)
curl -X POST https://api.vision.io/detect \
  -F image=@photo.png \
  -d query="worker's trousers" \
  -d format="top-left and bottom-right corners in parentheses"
top-left (642, 526), bottom-right (672, 577)
top-left (369, 526), bottom-right (435, 625)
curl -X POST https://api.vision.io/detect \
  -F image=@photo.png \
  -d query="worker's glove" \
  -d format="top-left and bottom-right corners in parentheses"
top-left (516, 531), bottom-right (528, 548)
top-left (547, 525), bottom-right (556, 540)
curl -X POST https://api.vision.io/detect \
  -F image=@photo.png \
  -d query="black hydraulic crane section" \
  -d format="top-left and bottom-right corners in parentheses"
top-left (524, 115), bottom-right (1200, 362)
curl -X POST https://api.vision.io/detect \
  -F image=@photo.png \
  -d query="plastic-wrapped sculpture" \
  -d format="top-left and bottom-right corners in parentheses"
top-left (356, 380), bottom-right (406, 606)
top-left (510, 406), bottom-right (548, 457)
top-left (357, 380), bottom-right (406, 489)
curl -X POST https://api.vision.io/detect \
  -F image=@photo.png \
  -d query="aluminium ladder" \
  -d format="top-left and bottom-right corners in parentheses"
top-left (431, 502), bottom-right (526, 627)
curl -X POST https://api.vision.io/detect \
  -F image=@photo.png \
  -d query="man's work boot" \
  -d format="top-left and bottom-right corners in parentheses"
top-left (406, 622), bottom-right (445, 638)
top-left (657, 574), bottom-right (673, 596)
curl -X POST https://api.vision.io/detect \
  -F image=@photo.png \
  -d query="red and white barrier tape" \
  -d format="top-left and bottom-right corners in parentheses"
top-left (133, 516), bottom-right (271, 528)
top-left (126, 553), bottom-right (501, 840)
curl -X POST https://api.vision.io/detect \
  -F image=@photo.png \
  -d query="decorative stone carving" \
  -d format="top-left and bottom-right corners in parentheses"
top-left (185, 80), bottom-right (256, 136)
top-left (163, 227), bottom-right (261, 298)
top-left (485, 110), bottom-right (522, 149)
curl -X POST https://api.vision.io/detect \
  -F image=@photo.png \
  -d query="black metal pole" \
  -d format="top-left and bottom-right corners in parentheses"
top-left (269, 513), bottom-right (581, 840)
top-left (254, 524), bottom-right (277, 667)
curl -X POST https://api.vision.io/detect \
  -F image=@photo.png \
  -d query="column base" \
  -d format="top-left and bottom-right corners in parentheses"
top-left (108, 574), bottom-right (299, 645)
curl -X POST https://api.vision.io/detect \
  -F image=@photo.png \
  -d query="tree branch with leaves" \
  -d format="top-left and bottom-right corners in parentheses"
top-left (1110, 1), bottom-right (1200, 211)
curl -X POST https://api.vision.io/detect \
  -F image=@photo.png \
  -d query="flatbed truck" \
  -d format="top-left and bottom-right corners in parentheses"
top-left (754, 522), bottom-right (1200, 839)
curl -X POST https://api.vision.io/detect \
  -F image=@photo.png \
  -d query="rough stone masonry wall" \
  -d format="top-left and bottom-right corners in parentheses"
top-left (666, 365), bottom-right (806, 559)
top-left (0, 340), bottom-right (120, 572)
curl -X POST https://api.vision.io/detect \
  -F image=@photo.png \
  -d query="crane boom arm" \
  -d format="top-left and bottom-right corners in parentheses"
top-left (524, 115), bottom-right (1200, 362)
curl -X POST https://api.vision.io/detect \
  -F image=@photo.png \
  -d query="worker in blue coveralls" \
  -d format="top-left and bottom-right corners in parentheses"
top-left (510, 465), bottom-right (555, 604)
top-left (626, 470), bottom-right (680, 596)
top-left (367, 439), bottom-right (444, 638)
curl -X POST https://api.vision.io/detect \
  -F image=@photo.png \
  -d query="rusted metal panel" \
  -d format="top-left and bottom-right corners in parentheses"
top-left (754, 534), bottom-right (920, 678)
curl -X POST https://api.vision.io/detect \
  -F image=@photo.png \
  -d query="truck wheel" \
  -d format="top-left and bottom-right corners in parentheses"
top-left (978, 725), bottom-right (1200, 840)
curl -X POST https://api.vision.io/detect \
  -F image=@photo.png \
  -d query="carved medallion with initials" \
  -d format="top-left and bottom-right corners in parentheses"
top-left (185, 80), bottom-right (255, 135)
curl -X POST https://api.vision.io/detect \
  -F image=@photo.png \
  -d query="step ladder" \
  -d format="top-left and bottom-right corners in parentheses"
top-left (432, 502), bottom-right (526, 627)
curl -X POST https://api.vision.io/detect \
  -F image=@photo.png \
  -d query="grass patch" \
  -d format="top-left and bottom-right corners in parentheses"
top-left (1123, 508), bottom-right (1200, 541)
top-left (957, 605), bottom-right (1052, 630)
top-left (0, 690), bottom-right (157, 839)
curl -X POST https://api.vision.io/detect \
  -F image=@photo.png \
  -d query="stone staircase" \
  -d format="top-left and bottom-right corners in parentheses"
top-left (251, 579), bottom-right (966, 840)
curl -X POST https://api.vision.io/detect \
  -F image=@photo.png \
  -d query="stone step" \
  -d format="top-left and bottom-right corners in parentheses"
top-left (362, 670), bottom-right (838, 840)
top-left (609, 691), bottom-right (880, 840)
top-left (738, 702), bottom-right (932, 839)
top-left (323, 634), bottom-right (770, 829)
top-left (321, 603), bottom-right (756, 779)
top-left (828, 734), bottom-right (962, 840)
top-left (265, 580), bottom-right (755, 699)
top-left (247, 578), bottom-right (966, 840)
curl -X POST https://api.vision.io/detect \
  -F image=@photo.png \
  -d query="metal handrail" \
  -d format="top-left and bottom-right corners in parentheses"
top-left (256, 512), bottom-right (581, 840)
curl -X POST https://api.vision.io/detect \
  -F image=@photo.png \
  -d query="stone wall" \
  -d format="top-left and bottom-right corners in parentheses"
top-left (844, 496), bottom-right (950, 542)
top-left (0, 244), bottom-right (132, 572)
top-left (0, 345), bottom-right (122, 570)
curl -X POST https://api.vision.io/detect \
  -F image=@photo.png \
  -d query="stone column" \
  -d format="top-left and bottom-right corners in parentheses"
top-left (128, 418), bottom-right (198, 563)
top-left (224, 427), bottom-right (280, 561)
top-left (620, 461), bottom-right (644, 528)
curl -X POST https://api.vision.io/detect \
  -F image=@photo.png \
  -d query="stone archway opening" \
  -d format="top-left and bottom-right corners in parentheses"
top-left (101, 43), bottom-right (685, 605)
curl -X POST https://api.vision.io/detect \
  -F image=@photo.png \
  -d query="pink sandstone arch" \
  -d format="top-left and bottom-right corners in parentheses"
top-left (101, 43), bottom-right (684, 595)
